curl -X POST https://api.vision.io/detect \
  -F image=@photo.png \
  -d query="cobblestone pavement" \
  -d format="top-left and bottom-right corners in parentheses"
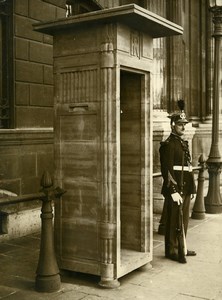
top-left (0, 214), bottom-right (222, 300)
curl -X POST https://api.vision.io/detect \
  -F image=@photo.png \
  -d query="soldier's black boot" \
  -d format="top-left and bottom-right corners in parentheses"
top-left (178, 256), bottom-right (187, 263)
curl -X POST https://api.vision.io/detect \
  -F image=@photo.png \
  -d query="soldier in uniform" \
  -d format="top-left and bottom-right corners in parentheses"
top-left (159, 100), bottom-right (197, 263)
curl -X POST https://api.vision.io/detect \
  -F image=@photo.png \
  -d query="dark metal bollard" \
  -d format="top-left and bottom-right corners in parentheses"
top-left (35, 171), bottom-right (65, 293)
top-left (191, 155), bottom-right (206, 219)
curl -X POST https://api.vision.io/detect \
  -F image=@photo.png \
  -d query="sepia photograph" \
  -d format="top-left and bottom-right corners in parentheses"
top-left (0, 1), bottom-right (222, 299)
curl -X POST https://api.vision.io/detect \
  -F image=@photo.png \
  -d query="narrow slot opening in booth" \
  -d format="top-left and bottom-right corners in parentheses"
top-left (120, 70), bottom-right (142, 259)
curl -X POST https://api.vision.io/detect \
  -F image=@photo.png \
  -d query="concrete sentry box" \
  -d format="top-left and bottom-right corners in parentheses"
top-left (34, 4), bottom-right (182, 288)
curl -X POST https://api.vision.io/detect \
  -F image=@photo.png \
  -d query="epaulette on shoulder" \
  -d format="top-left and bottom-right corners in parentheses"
top-left (160, 136), bottom-right (171, 146)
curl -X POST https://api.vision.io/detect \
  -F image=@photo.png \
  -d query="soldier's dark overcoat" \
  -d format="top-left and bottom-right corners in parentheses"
top-left (159, 133), bottom-right (196, 257)
top-left (160, 133), bottom-right (196, 196)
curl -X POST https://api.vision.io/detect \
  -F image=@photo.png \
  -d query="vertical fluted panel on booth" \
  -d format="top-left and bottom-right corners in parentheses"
top-left (99, 39), bottom-right (119, 288)
top-left (60, 69), bottom-right (97, 103)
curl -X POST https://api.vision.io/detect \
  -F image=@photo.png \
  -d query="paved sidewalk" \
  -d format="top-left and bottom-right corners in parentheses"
top-left (0, 213), bottom-right (222, 300)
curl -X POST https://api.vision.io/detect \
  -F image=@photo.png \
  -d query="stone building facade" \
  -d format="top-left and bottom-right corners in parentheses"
top-left (0, 0), bottom-right (66, 239)
top-left (0, 0), bottom-right (221, 238)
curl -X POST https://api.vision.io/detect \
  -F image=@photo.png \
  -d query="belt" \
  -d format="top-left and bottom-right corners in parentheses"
top-left (173, 165), bottom-right (193, 172)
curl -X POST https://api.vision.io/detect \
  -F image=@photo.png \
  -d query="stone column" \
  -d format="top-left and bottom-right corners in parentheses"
top-left (206, 8), bottom-right (214, 123)
top-left (205, 5), bottom-right (222, 214)
top-left (97, 0), bottom-right (119, 8)
top-left (166, 0), bottom-right (184, 112)
top-left (144, 1), bottom-right (167, 111)
top-left (145, 0), bottom-right (166, 17)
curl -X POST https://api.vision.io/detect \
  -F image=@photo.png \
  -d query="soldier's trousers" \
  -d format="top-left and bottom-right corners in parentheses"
top-left (164, 193), bottom-right (191, 257)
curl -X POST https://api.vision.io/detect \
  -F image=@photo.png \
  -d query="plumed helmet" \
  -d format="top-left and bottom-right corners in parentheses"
top-left (168, 100), bottom-right (189, 125)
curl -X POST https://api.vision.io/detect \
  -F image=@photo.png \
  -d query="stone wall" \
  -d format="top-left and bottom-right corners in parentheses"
top-left (14, 0), bottom-right (65, 127)
top-left (0, 0), bottom-right (66, 238)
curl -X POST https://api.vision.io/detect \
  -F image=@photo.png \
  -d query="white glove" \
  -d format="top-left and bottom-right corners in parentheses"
top-left (171, 192), bottom-right (183, 205)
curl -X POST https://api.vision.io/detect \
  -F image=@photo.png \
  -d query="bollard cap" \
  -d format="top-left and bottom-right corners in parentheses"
top-left (41, 171), bottom-right (53, 189)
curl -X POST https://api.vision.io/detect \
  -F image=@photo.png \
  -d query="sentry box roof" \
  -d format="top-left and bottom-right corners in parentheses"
top-left (33, 4), bottom-right (183, 38)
